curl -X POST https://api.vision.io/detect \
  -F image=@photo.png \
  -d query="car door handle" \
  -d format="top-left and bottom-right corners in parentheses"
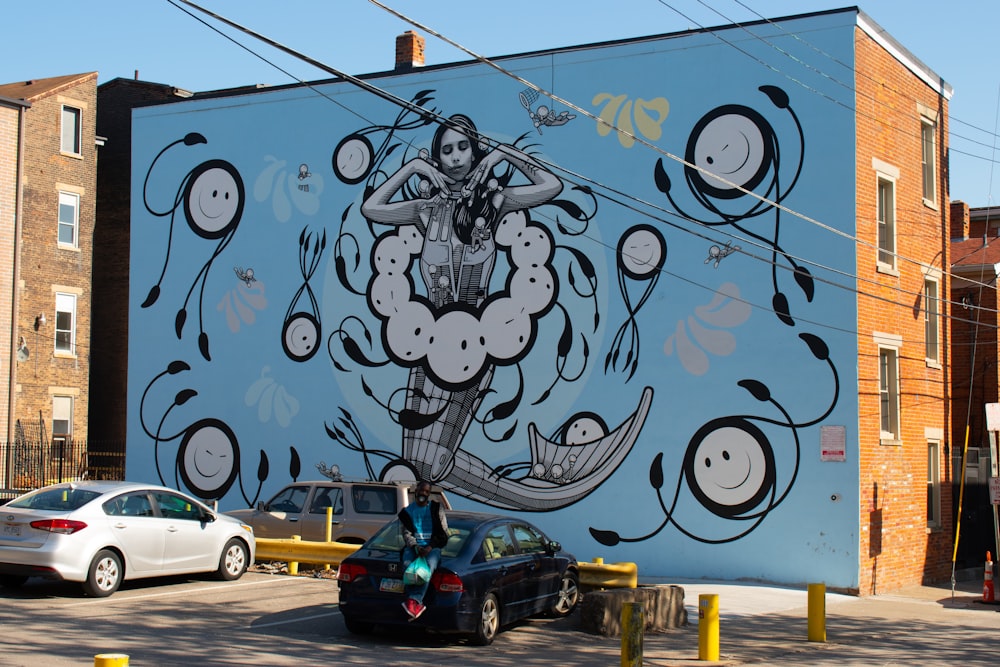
top-left (167, 526), bottom-right (179, 533)
top-left (114, 522), bottom-right (127, 529)
top-left (527, 563), bottom-right (537, 572)
top-left (288, 518), bottom-right (299, 522)
top-left (498, 567), bottom-right (508, 576)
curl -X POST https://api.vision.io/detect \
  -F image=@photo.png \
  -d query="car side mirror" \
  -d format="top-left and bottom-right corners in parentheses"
top-left (257, 501), bottom-right (266, 511)
top-left (202, 511), bottom-right (217, 523)
top-left (547, 541), bottom-right (561, 553)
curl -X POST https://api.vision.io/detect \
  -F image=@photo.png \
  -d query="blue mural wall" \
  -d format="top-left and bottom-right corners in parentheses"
top-left (128, 11), bottom-right (862, 587)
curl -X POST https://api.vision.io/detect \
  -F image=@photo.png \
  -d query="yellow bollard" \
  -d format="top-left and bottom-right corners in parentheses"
top-left (698, 593), bottom-right (719, 661)
top-left (621, 602), bottom-right (643, 667)
top-left (288, 535), bottom-right (300, 575)
top-left (94, 654), bottom-right (129, 667)
top-left (324, 506), bottom-right (333, 570)
top-left (807, 583), bottom-right (826, 642)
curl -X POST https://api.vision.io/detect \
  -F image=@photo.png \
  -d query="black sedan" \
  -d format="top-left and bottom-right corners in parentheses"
top-left (336, 511), bottom-right (579, 644)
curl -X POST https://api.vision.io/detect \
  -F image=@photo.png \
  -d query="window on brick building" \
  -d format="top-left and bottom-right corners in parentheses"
top-left (927, 440), bottom-right (941, 528)
top-left (877, 177), bottom-right (896, 269)
top-left (55, 293), bottom-right (76, 354)
top-left (923, 278), bottom-right (939, 364)
top-left (58, 191), bottom-right (79, 247)
top-left (879, 347), bottom-right (900, 441)
top-left (61, 105), bottom-right (82, 155)
top-left (52, 395), bottom-right (73, 456)
top-left (921, 118), bottom-right (936, 204)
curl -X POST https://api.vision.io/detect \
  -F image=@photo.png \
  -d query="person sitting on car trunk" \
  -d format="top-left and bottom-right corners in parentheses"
top-left (398, 480), bottom-right (449, 620)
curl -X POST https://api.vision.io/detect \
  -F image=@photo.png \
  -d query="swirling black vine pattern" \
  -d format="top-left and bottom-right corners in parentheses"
top-left (589, 332), bottom-right (838, 545)
top-left (653, 85), bottom-right (813, 327)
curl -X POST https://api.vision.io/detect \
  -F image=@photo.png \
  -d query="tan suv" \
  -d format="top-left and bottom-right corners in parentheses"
top-left (225, 480), bottom-right (450, 543)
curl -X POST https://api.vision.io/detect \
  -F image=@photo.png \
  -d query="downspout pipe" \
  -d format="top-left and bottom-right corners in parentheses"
top-left (3, 95), bottom-right (30, 460)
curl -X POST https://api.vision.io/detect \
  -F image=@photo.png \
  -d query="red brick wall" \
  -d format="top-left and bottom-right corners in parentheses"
top-left (16, 73), bottom-right (98, 443)
top-left (855, 29), bottom-right (951, 593)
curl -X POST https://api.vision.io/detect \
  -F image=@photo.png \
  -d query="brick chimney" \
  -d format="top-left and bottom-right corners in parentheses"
top-left (951, 200), bottom-right (970, 240)
top-left (395, 31), bottom-right (425, 70)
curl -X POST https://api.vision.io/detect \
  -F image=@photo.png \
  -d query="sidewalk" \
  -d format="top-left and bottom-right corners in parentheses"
top-left (492, 573), bottom-right (1000, 666)
top-left (610, 575), bottom-right (1000, 666)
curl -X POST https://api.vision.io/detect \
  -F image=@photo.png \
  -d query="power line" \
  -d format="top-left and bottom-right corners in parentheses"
top-left (165, 0), bottom-right (1000, 342)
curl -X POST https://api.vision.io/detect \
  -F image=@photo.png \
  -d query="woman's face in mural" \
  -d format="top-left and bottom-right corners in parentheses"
top-left (437, 128), bottom-right (474, 184)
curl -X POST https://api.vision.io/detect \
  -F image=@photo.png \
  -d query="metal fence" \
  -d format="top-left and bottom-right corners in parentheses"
top-left (0, 439), bottom-right (126, 502)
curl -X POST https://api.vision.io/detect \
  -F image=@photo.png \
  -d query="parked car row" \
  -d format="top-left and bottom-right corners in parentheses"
top-left (0, 480), bottom-right (581, 646)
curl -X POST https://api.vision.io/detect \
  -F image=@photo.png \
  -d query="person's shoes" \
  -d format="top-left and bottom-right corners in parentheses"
top-left (402, 599), bottom-right (417, 618)
top-left (411, 601), bottom-right (426, 620)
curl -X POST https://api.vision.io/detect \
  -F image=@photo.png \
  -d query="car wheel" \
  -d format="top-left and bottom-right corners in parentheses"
top-left (83, 549), bottom-right (122, 597)
top-left (217, 538), bottom-right (249, 580)
top-left (472, 592), bottom-right (500, 645)
top-left (550, 570), bottom-right (580, 617)
top-left (342, 613), bottom-right (374, 635)
top-left (0, 574), bottom-right (28, 589)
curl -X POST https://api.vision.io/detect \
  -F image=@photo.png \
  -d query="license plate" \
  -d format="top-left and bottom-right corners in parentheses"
top-left (2, 524), bottom-right (20, 537)
top-left (380, 577), bottom-right (404, 593)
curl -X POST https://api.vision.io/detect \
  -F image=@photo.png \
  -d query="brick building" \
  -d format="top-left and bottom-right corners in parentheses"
top-left (89, 78), bottom-right (195, 444)
top-left (950, 202), bottom-right (1000, 567)
top-left (853, 28), bottom-right (952, 592)
top-left (0, 73), bottom-right (99, 482)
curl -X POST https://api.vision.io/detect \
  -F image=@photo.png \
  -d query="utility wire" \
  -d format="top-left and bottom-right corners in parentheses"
top-left (366, 0), bottom-right (992, 293)
top-left (723, 0), bottom-right (1000, 147)
top-left (166, 0), bottom-right (1000, 340)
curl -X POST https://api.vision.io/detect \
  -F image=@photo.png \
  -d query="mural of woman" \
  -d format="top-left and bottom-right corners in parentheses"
top-left (362, 114), bottom-right (563, 308)
top-left (360, 114), bottom-right (564, 486)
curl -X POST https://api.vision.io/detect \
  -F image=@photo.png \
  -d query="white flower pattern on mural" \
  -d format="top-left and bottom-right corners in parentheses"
top-left (254, 156), bottom-right (324, 222)
top-left (245, 366), bottom-right (300, 427)
top-left (217, 278), bottom-right (267, 333)
top-left (664, 282), bottom-right (751, 376)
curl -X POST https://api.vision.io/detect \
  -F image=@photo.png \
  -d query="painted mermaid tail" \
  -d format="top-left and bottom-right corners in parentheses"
top-left (402, 364), bottom-right (496, 482)
top-left (400, 374), bottom-right (654, 511)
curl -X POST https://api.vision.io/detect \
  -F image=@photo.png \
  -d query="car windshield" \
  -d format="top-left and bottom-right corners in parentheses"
top-left (7, 486), bottom-right (102, 511)
top-left (366, 518), bottom-right (472, 558)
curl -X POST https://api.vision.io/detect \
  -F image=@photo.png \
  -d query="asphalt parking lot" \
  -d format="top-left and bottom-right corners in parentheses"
top-left (0, 571), bottom-right (627, 667)
top-left (5, 570), bottom-right (1000, 666)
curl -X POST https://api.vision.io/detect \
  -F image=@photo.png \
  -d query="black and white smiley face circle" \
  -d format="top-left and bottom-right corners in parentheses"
top-left (617, 224), bottom-right (667, 280)
top-left (282, 312), bottom-right (320, 362)
top-left (178, 418), bottom-right (240, 499)
top-left (685, 105), bottom-right (775, 201)
top-left (682, 417), bottom-right (776, 518)
top-left (332, 133), bottom-right (375, 185)
top-left (183, 160), bottom-right (245, 240)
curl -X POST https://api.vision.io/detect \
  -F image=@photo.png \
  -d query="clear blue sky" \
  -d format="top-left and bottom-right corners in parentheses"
top-left (1, 0), bottom-right (996, 205)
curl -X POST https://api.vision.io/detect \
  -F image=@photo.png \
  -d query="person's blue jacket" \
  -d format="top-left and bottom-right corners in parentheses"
top-left (398, 501), bottom-right (449, 550)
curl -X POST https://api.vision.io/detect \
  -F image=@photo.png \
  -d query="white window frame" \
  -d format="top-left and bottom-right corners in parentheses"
top-left (878, 347), bottom-right (900, 442)
top-left (52, 395), bottom-right (73, 442)
top-left (927, 440), bottom-right (941, 529)
top-left (877, 177), bottom-right (896, 270)
top-left (923, 277), bottom-right (940, 365)
top-left (58, 191), bottom-right (79, 247)
top-left (873, 332), bottom-right (902, 444)
top-left (61, 105), bottom-right (82, 155)
top-left (921, 118), bottom-right (937, 205)
top-left (55, 292), bottom-right (77, 355)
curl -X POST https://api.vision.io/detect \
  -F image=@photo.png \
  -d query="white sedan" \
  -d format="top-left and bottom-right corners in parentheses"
top-left (0, 481), bottom-right (255, 597)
